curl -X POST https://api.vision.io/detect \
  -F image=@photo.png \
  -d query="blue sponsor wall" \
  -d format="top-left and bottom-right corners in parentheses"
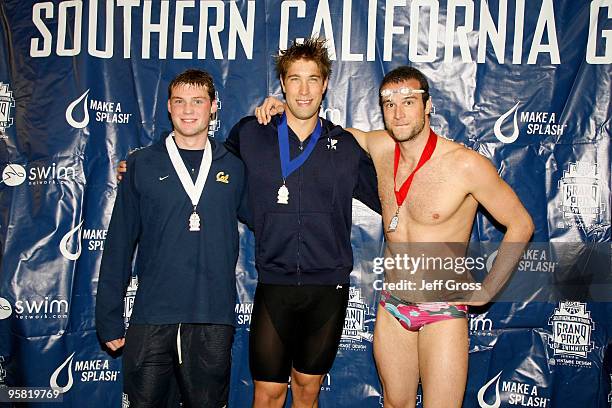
top-left (0, 1), bottom-right (610, 407)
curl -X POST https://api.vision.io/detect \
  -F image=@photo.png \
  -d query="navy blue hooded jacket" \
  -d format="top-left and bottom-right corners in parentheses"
top-left (225, 116), bottom-right (381, 286)
top-left (95, 138), bottom-right (247, 343)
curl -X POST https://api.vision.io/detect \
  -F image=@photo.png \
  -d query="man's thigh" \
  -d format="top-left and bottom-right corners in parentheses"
top-left (177, 323), bottom-right (234, 408)
top-left (123, 324), bottom-right (177, 408)
top-left (373, 307), bottom-right (420, 408)
top-left (418, 317), bottom-right (468, 408)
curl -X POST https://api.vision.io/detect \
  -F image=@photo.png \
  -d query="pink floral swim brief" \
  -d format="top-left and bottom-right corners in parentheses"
top-left (379, 290), bottom-right (468, 332)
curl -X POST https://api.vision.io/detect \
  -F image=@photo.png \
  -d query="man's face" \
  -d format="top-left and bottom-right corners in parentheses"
top-left (380, 79), bottom-right (431, 143)
top-left (280, 59), bottom-right (328, 122)
top-left (167, 84), bottom-right (216, 139)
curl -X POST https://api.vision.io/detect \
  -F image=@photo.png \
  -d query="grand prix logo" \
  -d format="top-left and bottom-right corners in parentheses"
top-left (478, 371), bottom-right (502, 408)
top-left (59, 220), bottom-right (84, 260)
top-left (493, 102), bottom-right (520, 144)
top-left (0, 82), bottom-right (15, 133)
top-left (557, 161), bottom-right (604, 228)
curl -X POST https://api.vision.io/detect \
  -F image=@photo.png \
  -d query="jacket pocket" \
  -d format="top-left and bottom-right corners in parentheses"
top-left (257, 212), bottom-right (299, 270)
top-left (299, 212), bottom-right (343, 271)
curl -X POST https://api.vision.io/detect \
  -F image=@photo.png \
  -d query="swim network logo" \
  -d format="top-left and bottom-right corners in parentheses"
top-left (59, 220), bottom-right (84, 260)
top-left (0, 297), bottom-right (12, 319)
top-left (1, 162), bottom-right (78, 187)
top-left (66, 89), bottom-right (132, 129)
top-left (478, 371), bottom-right (502, 408)
top-left (1, 164), bottom-right (26, 186)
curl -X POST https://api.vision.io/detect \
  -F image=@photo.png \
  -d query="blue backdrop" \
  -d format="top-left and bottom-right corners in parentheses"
top-left (0, 1), bottom-right (610, 407)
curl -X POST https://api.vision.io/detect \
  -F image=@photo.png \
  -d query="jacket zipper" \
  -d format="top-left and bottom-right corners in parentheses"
top-left (296, 140), bottom-right (304, 285)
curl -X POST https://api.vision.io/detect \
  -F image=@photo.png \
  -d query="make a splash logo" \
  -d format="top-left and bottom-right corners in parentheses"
top-left (478, 371), bottom-right (550, 407)
top-left (478, 371), bottom-right (502, 408)
top-left (66, 89), bottom-right (132, 129)
top-left (493, 102), bottom-right (567, 143)
top-left (59, 219), bottom-right (108, 260)
top-left (50, 352), bottom-right (119, 394)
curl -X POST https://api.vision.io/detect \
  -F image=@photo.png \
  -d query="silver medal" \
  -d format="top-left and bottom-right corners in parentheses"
top-left (189, 211), bottom-right (201, 231)
top-left (387, 215), bottom-right (399, 232)
top-left (277, 184), bottom-right (289, 205)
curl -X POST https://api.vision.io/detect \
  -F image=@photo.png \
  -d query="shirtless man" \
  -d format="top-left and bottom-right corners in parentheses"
top-left (256, 66), bottom-right (534, 407)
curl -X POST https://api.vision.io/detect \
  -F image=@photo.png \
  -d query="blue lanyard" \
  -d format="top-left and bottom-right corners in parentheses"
top-left (277, 113), bottom-right (322, 180)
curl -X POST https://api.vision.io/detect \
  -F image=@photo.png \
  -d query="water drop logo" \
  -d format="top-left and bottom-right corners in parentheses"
top-left (494, 102), bottom-right (520, 144)
top-left (59, 220), bottom-right (84, 260)
top-left (66, 90), bottom-right (90, 129)
top-left (1, 163), bottom-right (26, 186)
top-left (485, 250), bottom-right (498, 272)
top-left (477, 371), bottom-right (502, 408)
top-left (50, 352), bottom-right (75, 393)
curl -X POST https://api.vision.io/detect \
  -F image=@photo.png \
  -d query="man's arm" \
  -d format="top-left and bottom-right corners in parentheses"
top-left (224, 118), bottom-right (247, 159)
top-left (354, 148), bottom-right (382, 215)
top-left (236, 164), bottom-right (252, 229)
top-left (253, 96), bottom-right (387, 154)
top-left (455, 150), bottom-right (534, 305)
top-left (95, 154), bottom-right (142, 350)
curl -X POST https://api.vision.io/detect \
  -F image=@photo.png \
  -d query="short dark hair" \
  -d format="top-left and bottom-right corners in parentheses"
top-left (379, 66), bottom-right (430, 105)
top-left (275, 38), bottom-right (332, 81)
top-left (168, 69), bottom-right (216, 101)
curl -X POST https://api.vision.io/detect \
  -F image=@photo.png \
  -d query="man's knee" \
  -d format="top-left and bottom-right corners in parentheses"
top-left (253, 381), bottom-right (287, 406)
top-left (290, 372), bottom-right (323, 403)
top-left (382, 389), bottom-right (417, 408)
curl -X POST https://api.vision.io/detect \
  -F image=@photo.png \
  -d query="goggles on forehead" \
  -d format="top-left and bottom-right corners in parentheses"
top-left (380, 88), bottom-right (425, 98)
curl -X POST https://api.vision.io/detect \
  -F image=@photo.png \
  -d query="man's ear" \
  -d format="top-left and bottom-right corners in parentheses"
top-left (425, 97), bottom-right (432, 115)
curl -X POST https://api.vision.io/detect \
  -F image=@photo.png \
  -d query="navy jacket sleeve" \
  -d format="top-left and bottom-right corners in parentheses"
top-left (224, 118), bottom-right (247, 159)
top-left (237, 173), bottom-right (252, 229)
top-left (95, 154), bottom-right (142, 343)
top-left (354, 148), bottom-right (382, 214)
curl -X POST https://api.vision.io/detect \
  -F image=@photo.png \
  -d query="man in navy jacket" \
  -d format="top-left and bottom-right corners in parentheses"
top-left (224, 39), bottom-right (380, 408)
top-left (96, 69), bottom-right (248, 407)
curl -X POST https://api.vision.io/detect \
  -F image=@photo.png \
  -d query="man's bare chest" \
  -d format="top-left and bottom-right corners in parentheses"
top-left (375, 156), bottom-right (467, 225)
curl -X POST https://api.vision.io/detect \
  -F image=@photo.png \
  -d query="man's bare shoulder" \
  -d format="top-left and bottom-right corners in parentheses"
top-left (366, 130), bottom-right (394, 152)
top-left (438, 139), bottom-right (498, 183)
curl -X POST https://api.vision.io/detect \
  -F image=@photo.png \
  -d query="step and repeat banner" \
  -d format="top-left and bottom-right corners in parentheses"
top-left (0, 1), bottom-right (611, 407)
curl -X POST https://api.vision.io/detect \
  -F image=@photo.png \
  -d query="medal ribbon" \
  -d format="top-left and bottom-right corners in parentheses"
top-left (165, 133), bottom-right (212, 208)
top-left (277, 113), bottom-right (322, 180)
top-left (393, 129), bottom-right (438, 207)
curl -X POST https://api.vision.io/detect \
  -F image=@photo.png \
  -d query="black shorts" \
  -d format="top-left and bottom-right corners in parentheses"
top-left (122, 323), bottom-right (234, 408)
top-left (249, 283), bottom-right (349, 383)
